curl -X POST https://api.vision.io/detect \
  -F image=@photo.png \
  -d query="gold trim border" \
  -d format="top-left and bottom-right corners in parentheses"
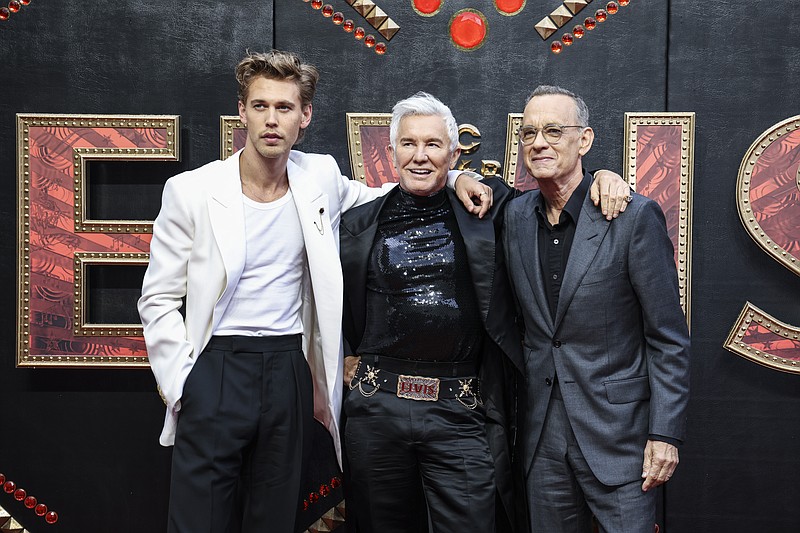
top-left (346, 113), bottom-right (393, 184)
top-left (724, 302), bottom-right (800, 375)
top-left (624, 112), bottom-right (695, 328)
top-left (502, 113), bottom-right (523, 188)
top-left (220, 115), bottom-right (244, 160)
top-left (73, 252), bottom-right (150, 337)
top-left (736, 115), bottom-right (800, 276)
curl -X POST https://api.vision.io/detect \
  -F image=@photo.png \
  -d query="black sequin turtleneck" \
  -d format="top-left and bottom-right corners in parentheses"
top-left (358, 187), bottom-right (484, 362)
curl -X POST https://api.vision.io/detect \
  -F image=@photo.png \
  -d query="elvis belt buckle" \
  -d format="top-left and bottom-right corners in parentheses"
top-left (397, 375), bottom-right (440, 401)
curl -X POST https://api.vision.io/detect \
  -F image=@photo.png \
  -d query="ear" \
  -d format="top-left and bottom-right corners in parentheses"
top-left (238, 100), bottom-right (246, 126)
top-left (300, 103), bottom-right (313, 129)
top-left (578, 127), bottom-right (594, 156)
top-left (387, 144), bottom-right (396, 168)
top-left (449, 147), bottom-right (462, 169)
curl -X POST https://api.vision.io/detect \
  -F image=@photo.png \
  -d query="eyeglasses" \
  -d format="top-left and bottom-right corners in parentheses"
top-left (518, 124), bottom-right (584, 145)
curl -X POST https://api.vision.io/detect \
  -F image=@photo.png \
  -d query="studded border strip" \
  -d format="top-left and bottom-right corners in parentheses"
top-left (724, 302), bottom-right (800, 375)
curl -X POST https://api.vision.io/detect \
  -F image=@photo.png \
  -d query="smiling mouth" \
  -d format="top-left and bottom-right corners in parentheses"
top-left (407, 169), bottom-right (434, 175)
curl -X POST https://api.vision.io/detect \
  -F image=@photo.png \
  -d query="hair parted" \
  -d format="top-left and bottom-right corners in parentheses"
top-left (390, 92), bottom-right (459, 152)
top-left (526, 85), bottom-right (590, 127)
top-left (235, 50), bottom-right (319, 107)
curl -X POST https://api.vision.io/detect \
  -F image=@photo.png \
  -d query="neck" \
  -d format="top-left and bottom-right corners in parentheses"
top-left (238, 145), bottom-right (290, 202)
top-left (538, 169), bottom-right (583, 225)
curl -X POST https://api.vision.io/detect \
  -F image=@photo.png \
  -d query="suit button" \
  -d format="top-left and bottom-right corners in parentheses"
top-left (545, 378), bottom-right (552, 386)
top-left (552, 340), bottom-right (562, 348)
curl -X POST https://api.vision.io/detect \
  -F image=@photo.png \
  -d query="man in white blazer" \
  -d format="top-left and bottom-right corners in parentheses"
top-left (137, 50), bottom-right (491, 533)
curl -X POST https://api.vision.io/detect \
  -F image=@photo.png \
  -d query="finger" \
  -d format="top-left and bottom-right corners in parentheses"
top-left (478, 188), bottom-right (492, 218)
top-left (600, 184), bottom-right (611, 219)
top-left (590, 180), bottom-right (600, 206)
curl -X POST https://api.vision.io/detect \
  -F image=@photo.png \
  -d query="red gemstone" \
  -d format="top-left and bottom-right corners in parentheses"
top-left (494, 0), bottom-right (525, 15)
top-left (573, 25), bottom-right (585, 38)
top-left (14, 488), bottom-right (26, 501)
top-left (375, 42), bottom-right (387, 55)
top-left (584, 17), bottom-right (596, 30)
top-left (332, 12), bottom-right (344, 24)
top-left (551, 41), bottom-right (563, 54)
top-left (24, 495), bottom-right (37, 508)
top-left (354, 27), bottom-right (365, 39)
top-left (20, 0), bottom-right (30, 4)
top-left (3, 481), bottom-right (16, 493)
top-left (0, 7), bottom-right (9, 20)
top-left (303, 499), bottom-right (309, 511)
top-left (310, 0), bottom-right (323, 9)
top-left (322, 4), bottom-right (334, 17)
top-left (35, 503), bottom-right (48, 516)
top-left (319, 484), bottom-right (330, 497)
top-left (562, 33), bottom-right (574, 45)
top-left (309, 492), bottom-right (319, 503)
top-left (595, 9), bottom-right (608, 22)
top-left (45, 511), bottom-right (58, 524)
top-left (619, 0), bottom-right (629, 5)
top-left (449, 9), bottom-right (488, 51)
top-left (0, 473), bottom-right (5, 484)
top-left (413, 0), bottom-right (442, 16)
top-left (607, 2), bottom-right (619, 14)
top-left (8, 1), bottom-right (20, 13)
top-left (330, 477), bottom-right (341, 488)
top-left (364, 34), bottom-right (376, 47)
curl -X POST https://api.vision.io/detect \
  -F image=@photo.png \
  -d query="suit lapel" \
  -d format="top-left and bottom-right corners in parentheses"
top-left (207, 154), bottom-right (246, 312)
top-left (515, 192), bottom-right (555, 333)
top-left (448, 189), bottom-right (495, 322)
top-left (553, 191), bottom-right (611, 329)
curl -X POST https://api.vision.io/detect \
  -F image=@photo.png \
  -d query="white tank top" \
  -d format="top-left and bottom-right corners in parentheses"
top-left (214, 190), bottom-right (306, 336)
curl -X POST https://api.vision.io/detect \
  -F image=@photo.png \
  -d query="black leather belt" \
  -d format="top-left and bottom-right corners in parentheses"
top-left (349, 355), bottom-right (482, 409)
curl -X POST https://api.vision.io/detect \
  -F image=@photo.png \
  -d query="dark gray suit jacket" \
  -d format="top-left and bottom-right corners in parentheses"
top-left (503, 182), bottom-right (691, 486)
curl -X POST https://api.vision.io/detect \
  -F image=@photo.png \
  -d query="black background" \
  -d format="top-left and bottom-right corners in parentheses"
top-left (1, 1), bottom-right (798, 531)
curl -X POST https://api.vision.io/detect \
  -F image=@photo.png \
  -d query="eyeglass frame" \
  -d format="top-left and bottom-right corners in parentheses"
top-left (517, 124), bottom-right (586, 146)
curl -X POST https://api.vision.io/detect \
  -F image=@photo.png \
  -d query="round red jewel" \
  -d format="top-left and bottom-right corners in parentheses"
top-left (8, 1), bottom-right (20, 13)
top-left (4, 481), bottom-right (16, 493)
top-left (20, 0), bottom-right (30, 4)
top-left (343, 19), bottom-right (354, 32)
top-left (14, 488), bottom-right (26, 501)
top-left (24, 495), bottom-right (37, 508)
top-left (332, 12), bottom-right (344, 24)
top-left (309, 492), bottom-right (319, 503)
top-left (311, 0), bottom-right (323, 9)
top-left (584, 17), bottom-right (596, 30)
top-left (595, 9), bottom-right (608, 22)
top-left (0, 474), bottom-right (5, 484)
top-left (319, 484), bottom-right (330, 497)
top-left (551, 41), bottom-right (563, 54)
top-left (606, 2), bottom-right (619, 14)
top-left (303, 499), bottom-right (309, 511)
top-left (45, 511), bottom-right (58, 524)
top-left (354, 27), bottom-right (365, 39)
top-left (0, 7), bottom-right (9, 20)
top-left (619, 0), bottom-right (629, 5)
top-left (322, 4), bottom-right (334, 17)
top-left (375, 42), bottom-right (387, 55)
top-left (573, 25), bottom-right (585, 38)
top-left (35, 503), bottom-right (48, 516)
top-left (331, 476), bottom-right (341, 488)
top-left (561, 33), bottom-right (574, 45)
top-left (494, 0), bottom-right (525, 16)
top-left (413, 0), bottom-right (442, 16)
top-left (449, 9), bottom-right (488, 51)
top-left (364, 34), bottom-right (376, 47)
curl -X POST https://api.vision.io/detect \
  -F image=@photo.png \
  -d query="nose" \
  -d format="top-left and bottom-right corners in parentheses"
top-left (265, 107), bottom-right (278, 126)
top-left (531, 128), bottom-right (550, 150)
top-left (412, 145), bottom-right (429, 161)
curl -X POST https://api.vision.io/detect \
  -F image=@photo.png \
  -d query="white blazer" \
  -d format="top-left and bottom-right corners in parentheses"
top-left (138, 149), bottom-right (391, 464)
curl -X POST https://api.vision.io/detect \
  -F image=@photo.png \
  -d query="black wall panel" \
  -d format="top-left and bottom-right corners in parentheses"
top-left (0, 1), bottom-right (798, 532)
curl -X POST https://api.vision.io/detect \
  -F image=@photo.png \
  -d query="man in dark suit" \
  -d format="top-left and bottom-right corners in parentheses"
top-left (339, 92), bottom-right (524, 532)
top-left (503, 85), bottom-right (691, 532)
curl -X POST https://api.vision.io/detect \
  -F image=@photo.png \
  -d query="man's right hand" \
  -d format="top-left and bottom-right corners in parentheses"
top-left (344, 355), bottom-right (361, 384)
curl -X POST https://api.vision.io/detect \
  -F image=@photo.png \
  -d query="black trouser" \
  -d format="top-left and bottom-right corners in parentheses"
top-left (343, 366), bottom-right (496, 533)
top-left (168, 335), bottom-right (313, 533)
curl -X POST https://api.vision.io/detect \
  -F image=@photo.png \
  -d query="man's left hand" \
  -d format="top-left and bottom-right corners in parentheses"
top-left (641, 439), bottom-right (679, 492)
top-left (455, 173), bottom-right (493, 218)
top-left (590, 169), bottom-right (631, 220)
